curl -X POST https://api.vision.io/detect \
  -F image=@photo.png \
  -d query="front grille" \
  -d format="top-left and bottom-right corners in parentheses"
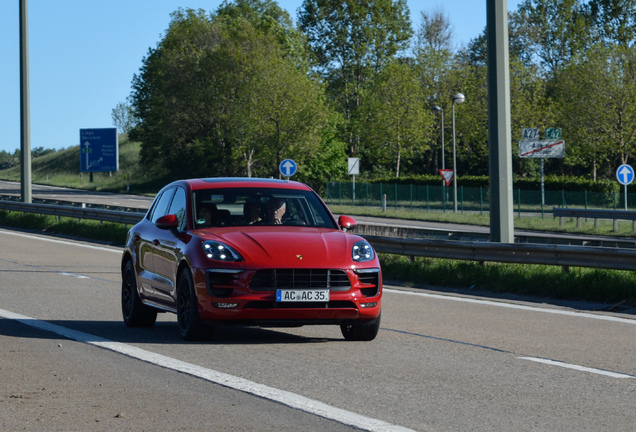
top-left (249, 269), bottom-right (351, 292)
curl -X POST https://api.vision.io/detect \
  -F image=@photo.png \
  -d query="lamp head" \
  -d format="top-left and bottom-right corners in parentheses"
top-left (452, 93), bottom-right (465, 104)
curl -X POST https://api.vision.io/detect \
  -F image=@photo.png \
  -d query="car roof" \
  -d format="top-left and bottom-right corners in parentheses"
top-left (173, 177), bottom-right (314, 192)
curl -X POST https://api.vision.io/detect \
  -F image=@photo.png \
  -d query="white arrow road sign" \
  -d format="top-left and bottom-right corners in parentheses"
top-left (279, 159), bottom-right (297, 177)
top-left (617, 164), bottom-right (634, 185)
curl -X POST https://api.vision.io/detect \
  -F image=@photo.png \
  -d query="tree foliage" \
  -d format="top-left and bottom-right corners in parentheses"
top-left (119, 0), bottom-right (636, 186)
top-left (298, 0), bottom-right (413, 153)
top-left (359, 61), bottom-right (430, 178)
top-left (129, 5), bottom-right (331, 187)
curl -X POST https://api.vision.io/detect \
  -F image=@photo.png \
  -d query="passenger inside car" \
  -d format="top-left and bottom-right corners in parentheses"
top-left (243, 200), bottom-right (262, 225)
top-left (196, 203), bottom-right (218, 227)
top-left (265, 198), bottom-right (286, 225)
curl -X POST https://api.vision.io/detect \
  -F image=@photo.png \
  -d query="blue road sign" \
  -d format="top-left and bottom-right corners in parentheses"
top-left (80, 128), bottom-right (119, 172)
top-left (279, 159), bottom-right (297, 177)
top-left (616, 164), bottom-right (634, 185)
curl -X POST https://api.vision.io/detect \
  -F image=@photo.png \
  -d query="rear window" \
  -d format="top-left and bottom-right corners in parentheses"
top-left (192, 187), bottom-right (336, 229)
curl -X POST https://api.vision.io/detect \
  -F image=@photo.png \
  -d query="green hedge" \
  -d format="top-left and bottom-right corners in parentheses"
top-left (369, 175), bottom-right (618, 193)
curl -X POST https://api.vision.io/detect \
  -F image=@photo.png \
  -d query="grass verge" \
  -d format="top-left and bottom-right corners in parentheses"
top-left (0, 210), bottom-right (128, 245)
top-left (329, 204), bottom-right (636, 237)
top-left (2, 209), bottom-right (635, 307)
top-left (380, 254), bottom-right (636, 306)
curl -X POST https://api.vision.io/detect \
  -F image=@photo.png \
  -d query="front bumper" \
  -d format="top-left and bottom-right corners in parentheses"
top-left (191, 267), bottom-right (382, 325)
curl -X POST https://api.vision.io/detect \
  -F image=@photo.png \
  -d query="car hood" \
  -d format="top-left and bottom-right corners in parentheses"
top-left (198, 227), bottom-right (359, 268)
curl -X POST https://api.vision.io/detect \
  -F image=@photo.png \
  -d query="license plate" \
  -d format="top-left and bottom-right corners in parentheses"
top-left (276, 289), bottom-right (330, 302)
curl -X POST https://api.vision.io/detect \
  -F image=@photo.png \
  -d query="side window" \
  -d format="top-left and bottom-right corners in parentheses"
top-left (167, 187), bottom-right (187, 231)
top-left (150, 188), bottom-right (175, 223)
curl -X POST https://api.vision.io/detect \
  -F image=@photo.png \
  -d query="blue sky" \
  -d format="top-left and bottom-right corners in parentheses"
top-left (0, 0), bottom-right (522, 154)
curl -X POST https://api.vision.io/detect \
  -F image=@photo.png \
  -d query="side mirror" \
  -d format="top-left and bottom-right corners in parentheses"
top-left (338, 215), bottom-right (357, 231)
top-left (155, 214), bottom-right (179, 230)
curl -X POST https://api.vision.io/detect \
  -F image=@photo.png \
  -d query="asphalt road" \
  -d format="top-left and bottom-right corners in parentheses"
top-left (0, 180), bottom-right (154, 210)
top-left (1, 228), bottom-right (635, 431)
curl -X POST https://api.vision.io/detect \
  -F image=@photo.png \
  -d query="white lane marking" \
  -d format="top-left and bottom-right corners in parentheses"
top-left (0, 229), bottom-right (121, 254)
top-left (0, 308), bottom-right (418, 432)
top-left (385, 288), bottom-right (636, 326)
top-left (59, 272), bottom-right (89, 279)
top-left (3, 229), bottom-right (634, 382)
top-left (518, 357), bottom-right (635, 379)
top-left (2, 228), bottom-right (633, 326)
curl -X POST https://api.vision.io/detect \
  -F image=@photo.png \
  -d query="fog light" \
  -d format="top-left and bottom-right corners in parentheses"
top-left (360, 302), bottom-right (377, 308)
top-left (213, 302), bottom-right (239, 309)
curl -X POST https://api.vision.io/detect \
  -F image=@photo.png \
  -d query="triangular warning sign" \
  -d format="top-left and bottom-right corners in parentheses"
top-left (439, 169), bottom-right (454, 186)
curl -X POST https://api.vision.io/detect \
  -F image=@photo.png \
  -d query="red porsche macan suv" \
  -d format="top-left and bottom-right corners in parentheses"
top-left (121, 178), bottom-right (382, 341)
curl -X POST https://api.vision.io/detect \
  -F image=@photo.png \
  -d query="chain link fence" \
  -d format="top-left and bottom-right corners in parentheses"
top-left (325, 181), bottom-right (629, 216)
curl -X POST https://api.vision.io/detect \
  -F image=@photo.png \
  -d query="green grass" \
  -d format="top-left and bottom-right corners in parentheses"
top-left (0, 210), bottom-right (128, 245)
top-left (329, 204), bottom-right (636, 237)
top-left (380, 254), bottom-right (636, 306)
top-left (3, 141), bottom-right (636, 306)
top-left (0, 137), bottom-right (169, 195)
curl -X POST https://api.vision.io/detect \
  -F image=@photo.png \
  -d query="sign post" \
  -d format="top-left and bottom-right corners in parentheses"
top-left (616, 164), bottom-right (634, 210)
top-left (348, 158), bottom-right (360, 203)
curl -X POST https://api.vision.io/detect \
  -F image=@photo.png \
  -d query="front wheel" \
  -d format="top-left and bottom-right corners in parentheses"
top-left (340, 313), bottom-right (381, 341)
top-left (121, 260), bottom-right (157, 327)
top-left (177, 269), bottom-right (212, 341)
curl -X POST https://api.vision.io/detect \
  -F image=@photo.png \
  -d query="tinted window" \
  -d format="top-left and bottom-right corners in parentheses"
top-left (167, 187), bottom-right (187, 230)
top-left (192, 187), bottom-right (336, 229)
top-left (150, 188), bottom-right (176, 223)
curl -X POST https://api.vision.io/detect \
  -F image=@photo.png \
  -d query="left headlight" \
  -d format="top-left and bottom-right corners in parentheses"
top-left (352, 240), bottom-right (375, 262)
top-left (202, 240), bottom-right (243, 262)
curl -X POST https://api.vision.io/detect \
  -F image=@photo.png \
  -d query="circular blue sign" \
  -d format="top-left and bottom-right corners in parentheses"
top-left (616, 164), bottom-right (634, 185)
top-left (279, 159), bottom-right (297, 177)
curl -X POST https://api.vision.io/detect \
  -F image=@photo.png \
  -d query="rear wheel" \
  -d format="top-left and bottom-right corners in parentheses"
top-left (340, 313), bottom-right (381, 341)
top-left (121, 260), bottom-right (157, 327)
top-left (177, 269), bottom-right (212, 341)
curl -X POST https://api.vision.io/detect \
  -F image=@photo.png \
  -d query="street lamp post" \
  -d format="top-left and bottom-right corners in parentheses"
top-left (433, 106), bottom-right (445, 171)
top-left (451, 93), bottom-right (465, 213)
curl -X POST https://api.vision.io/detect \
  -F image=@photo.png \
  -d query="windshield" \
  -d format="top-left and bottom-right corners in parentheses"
top-left (192, 187), bottom-right (337, 229)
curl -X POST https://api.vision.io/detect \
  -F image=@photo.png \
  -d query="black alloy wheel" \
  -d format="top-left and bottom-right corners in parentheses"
top-left (121, 259), bottom-right (157, 327)
top-left (340, 313), bottom-right (381, 341)
top-left (176, 269), bottom-right (211, 341)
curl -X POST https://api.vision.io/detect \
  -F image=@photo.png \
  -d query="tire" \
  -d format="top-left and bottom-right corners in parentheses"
top-left (121, 259), bottom-right (157, 327)
top-left (340, 313), bottom-right (381, 341)
top-left (176, 269), bottom-right (212, 341)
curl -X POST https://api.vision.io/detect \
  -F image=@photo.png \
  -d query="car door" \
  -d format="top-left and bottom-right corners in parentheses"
top-left (135, 187), bottom-right (176, 300)
top-left (150, 186), bottom-right (188, 305)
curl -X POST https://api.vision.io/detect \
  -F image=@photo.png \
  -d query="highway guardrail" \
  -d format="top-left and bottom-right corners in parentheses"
top-left (2, 200), bottom-right (636, 272)
top-left (363, 235), bottom-right (636, 272)
top-left (553, 207), bottom-right (636, 231)
top-left (0, 200), bottom-right (143, 225)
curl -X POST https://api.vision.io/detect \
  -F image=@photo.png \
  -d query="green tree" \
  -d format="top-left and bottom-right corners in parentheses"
top-left (111, 102), bottom-right (137, 134)
top-left (298, 0), bottom-right (413, 154)
top-left (358, 61), bottom-right (429, 178)
top-left (129, 5), bottom-right (331, 180)
top-left (589, 0), bottom-right (636, 46)
top-left (556, 43), bottom-right (636, 179)
top-left (513, 0), bottom-right (593, 80)
top-left (414, 6), bottom-right (457, 173)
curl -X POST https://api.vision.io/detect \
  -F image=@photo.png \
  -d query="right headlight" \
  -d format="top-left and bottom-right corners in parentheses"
top-left (202, 240), bottom-right (243, 262)
top-left (352, 240), bottom-right (375, 262)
